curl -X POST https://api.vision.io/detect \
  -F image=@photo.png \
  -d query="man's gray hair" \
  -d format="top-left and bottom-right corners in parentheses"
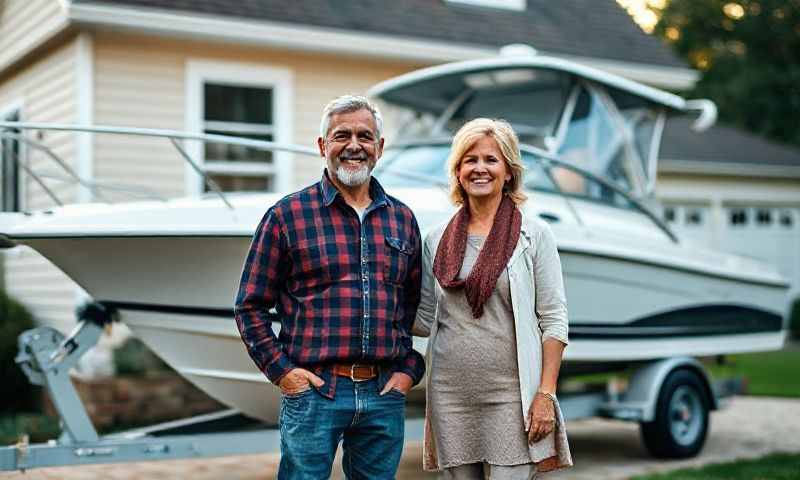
top-left (319, 94), bottom-right (383, 139)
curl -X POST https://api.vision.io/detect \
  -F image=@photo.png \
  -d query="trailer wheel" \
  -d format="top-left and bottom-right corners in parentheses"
top-left (640, 369), bottom-right (709, 458)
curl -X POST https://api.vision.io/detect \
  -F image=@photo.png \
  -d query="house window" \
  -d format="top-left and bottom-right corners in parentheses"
top-left (186, 61), bottom-right (293, 195)
top-left (779, 210), bottom-right (794, 228)
top-left (663, 206), bottom-right (676, 223)
top-left (685, 208), bottom-right (704, 226)
top-left (1, 109), bottom-right (20, 212)
top-left (445, 0), bottom-right (526, 11)
top-left (729, 208), bottom-right (748, 226)
top-left (755, 208), bottom-right (772, 227)
top-left (203, 83), bottom-right (275, 192)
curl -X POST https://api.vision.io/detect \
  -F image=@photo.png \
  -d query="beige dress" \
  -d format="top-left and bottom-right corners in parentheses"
top-left (430, 235), bottom-right (532, 468)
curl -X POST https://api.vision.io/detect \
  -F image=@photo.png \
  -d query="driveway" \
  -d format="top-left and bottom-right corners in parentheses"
top-left (2, 396), bottom-right (799, 479)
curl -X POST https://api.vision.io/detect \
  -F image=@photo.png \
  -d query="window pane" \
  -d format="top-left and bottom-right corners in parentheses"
top-left (521, 156), bottom-right (556, 192)
top-left (204, 132), bottom-right (273, 164)
top-left (685, 208), bottom-right (703, 226)
top-left (779, 210), bottom-right (794, 228)
top-left (621, 109), bottom-right (656, 176)
top-left (559, 87), bottom-right (629, 189)
top-left (729, 208), bottom-right (748, 226)
top-left (756, 208), bottom-right (772, 226)
top-left (452, 71), bottom-right (570, 148)
top-left (206, 174), bottom-right (273, 193)
top-left (664, 206), bottom-right (676, 223)
top-left (204, 84), bottom-right (272, 124)
top-left (549, 165), bottom-right (633, 209)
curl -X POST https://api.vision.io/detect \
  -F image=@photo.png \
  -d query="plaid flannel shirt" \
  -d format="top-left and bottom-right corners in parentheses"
top-left (234, 171), bottom-right (425, 399)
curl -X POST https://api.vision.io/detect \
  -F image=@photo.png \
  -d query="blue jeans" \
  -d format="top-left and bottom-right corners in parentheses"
top-left (278, 377), bottom-right (406, 479)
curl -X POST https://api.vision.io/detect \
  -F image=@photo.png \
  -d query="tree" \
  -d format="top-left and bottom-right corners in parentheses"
top-left (652, 0), bottom-right (800, 147)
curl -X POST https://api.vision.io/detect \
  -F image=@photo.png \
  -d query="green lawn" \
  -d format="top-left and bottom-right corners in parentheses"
top-left (630, 452), bottom-right (800, 480)
top-left (567, 345), bottom-right (800, 399)
top-left (706, 347), bottom-right (800, 398)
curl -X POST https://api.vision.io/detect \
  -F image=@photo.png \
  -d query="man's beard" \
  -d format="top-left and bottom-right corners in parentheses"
top-left (334, 156), bottom-right (373, 187)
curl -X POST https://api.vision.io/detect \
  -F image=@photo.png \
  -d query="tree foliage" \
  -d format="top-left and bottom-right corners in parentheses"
top-left (653, 0), bottom-right (800, 147)
top-left (0, 290), bottom-right (38, 412)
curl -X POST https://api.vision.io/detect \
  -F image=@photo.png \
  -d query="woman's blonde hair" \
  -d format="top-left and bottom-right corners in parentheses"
top-left (446, 118), bottom-right (528, 206)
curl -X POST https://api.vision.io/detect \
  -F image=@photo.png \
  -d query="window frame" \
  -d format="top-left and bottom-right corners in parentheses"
top-left (185, 60), bottom-right (293, 195)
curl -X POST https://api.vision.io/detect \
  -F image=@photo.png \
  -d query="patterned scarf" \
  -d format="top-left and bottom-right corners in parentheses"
top-left (433, 195), bottom-right (522, 318)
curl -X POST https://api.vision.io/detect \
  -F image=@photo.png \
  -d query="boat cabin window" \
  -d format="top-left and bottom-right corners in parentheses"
top-left (376, 144), bottom-right (557, 193)
top-left (450, 71), bottom-right (570, 148)
top-left (375, 145), bottom-right (452, 187)
top-left (202, 83), bottom-right (275, 192)
top-left (539, 164), bottom-right (634, 210)
top-left (375, 144), bottom-right (633, 211)
top-left (557, 85), bottom-right (651, 196)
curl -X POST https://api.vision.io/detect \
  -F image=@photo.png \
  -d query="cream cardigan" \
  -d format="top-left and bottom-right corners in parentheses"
top-left (413, 215), bottom-right (573, 473)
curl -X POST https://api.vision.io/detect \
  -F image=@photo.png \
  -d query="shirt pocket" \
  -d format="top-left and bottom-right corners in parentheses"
top-left (383, 236), bottom-right (412, 286)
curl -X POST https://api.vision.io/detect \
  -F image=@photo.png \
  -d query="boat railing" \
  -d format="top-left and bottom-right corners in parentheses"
top-left (380, 138), bottom-right (678, 243)
top-left (0, 121), bottom-right (676, 242)
top-left (0, 122), bottom-right (319, 210)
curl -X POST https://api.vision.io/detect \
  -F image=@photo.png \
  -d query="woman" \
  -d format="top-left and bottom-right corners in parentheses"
top-left (414, 118), bottom-right (572, 479)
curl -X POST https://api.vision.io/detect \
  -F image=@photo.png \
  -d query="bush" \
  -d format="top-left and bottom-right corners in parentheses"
top-left (790, 297), bottom-right (800, 340)
top-left (113, 337), bottom-right (171, 377)
top-left (0, 413), bottom-right (60, 445)
top-left (0, 290), bottom-right (38, 412)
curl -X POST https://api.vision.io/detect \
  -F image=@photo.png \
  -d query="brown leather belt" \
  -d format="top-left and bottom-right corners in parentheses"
top-left (331, 363), bottom-right (379, 381)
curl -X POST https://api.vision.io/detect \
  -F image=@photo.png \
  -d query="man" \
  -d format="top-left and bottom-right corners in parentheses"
top-left (234, 95), bottom-right (424, 479)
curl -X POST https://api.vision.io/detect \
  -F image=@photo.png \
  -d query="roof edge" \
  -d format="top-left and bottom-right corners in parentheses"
top-left (0, 5), bottom-right (71, 75)
top-left (367, 56), bottom-right (688, 110)
top-left (68, 2), bottom-right (697, 89)
top-left (659, 160), bottom-right (800, 179)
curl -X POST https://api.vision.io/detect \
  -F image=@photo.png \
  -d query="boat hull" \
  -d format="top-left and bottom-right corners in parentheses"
top-left (19, 234), bottom-right (787, 422)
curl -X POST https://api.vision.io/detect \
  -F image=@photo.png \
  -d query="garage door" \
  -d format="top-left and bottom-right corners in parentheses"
top-left (720, 206), bottom-right (799, 291)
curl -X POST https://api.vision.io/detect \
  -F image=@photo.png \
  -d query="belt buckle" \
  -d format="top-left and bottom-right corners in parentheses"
top-left (350, 364), bottom-right (369, 382)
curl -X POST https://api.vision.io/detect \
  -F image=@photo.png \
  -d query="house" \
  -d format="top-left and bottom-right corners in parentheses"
top-left (1, 0), bottom-right (796, 348)
top-left (657, 117), bottom-right (800, 302)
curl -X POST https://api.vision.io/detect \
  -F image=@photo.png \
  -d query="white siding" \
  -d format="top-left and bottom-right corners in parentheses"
top-left (0, 0), bottom-right (68, 73)
top-left (1, 38), bottom-right (80, 334)
top-left (93, 32), bottom-right (422, 194)
top-left (658, 172), bottom-right (800, 300)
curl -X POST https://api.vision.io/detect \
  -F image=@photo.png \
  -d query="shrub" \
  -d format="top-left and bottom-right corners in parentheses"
top-left (0, 413), bottom-right (60, 445)
top-left (790, 297), bottom-right (800, 340)
top-left (0, 290), bottom-right (38, 412)
top-left (113, 337), bottom-right (171, 377)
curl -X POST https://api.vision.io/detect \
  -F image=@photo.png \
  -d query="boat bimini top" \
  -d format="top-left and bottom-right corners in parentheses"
top-left (367, 48), bottom-right (717, 199)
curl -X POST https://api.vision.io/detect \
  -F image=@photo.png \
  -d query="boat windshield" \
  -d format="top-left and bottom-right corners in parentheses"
top-left (374, 144), bottom-right (636, 211)
top-left (375, 63), bottom-right (671, 199)
top-left (379, 67), bottom-right (572, 150)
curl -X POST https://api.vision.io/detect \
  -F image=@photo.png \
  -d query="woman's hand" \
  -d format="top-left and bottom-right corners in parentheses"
top-left (526, 392), bottom-right (556, 444)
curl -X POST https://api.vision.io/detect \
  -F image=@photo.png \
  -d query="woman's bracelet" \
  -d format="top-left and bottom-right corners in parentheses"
top-left (536, 390), bottom-right (557, 403)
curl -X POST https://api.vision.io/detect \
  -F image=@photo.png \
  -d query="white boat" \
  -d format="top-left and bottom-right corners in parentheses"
top-left (0, 53), bottom-right (791, 423)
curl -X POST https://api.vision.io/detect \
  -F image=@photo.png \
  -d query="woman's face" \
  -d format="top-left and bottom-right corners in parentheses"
top-left (457, 135), bottom-right (511, 203)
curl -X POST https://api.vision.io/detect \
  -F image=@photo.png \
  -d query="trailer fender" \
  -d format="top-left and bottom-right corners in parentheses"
top-left (624, 357), bottom-right (717, 422)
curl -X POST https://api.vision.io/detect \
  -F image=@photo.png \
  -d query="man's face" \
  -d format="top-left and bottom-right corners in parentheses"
top-left (318, 108), bottom-right (384, 188)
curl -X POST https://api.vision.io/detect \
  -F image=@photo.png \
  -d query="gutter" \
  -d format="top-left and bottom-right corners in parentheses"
top-left (659, 160), bottom-right (800, 179)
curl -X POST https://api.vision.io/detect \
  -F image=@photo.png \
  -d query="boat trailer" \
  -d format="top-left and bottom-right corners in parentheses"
top-left (0, 305), bottom-right (426, 471)
top-left (1, 305), bottom-right (732, 471)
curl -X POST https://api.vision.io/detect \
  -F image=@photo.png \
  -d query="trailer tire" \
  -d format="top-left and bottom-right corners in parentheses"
top-left (640, 368), bottom-right (709, 458)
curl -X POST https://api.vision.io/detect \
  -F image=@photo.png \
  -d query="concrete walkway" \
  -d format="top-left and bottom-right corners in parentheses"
top-left (2, 396), bottom-right (799, 479)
